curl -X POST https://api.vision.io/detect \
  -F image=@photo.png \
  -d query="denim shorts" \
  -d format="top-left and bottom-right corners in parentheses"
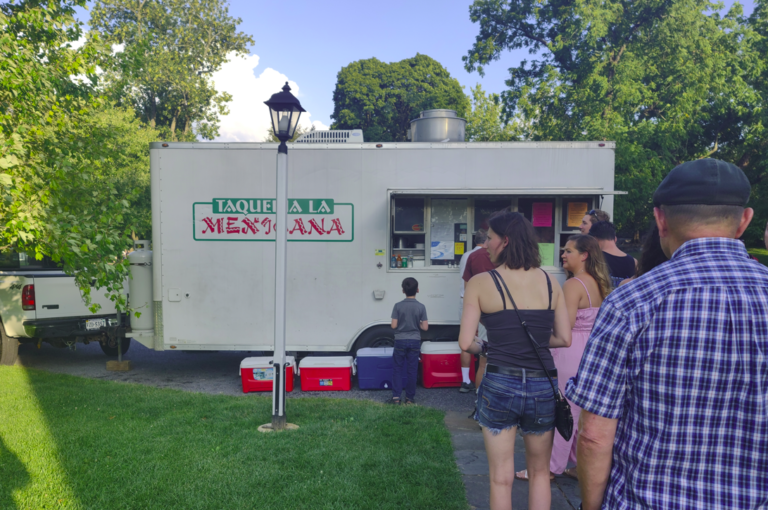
top-left (475, 371), bottom-right (557, 435)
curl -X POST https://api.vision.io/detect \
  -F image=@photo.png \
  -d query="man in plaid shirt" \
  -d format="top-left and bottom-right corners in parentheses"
top-left (567, 158), bottom-right (768, 509)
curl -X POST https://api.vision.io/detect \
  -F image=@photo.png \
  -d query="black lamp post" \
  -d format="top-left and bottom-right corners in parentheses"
top-left (265, 82), bottom-right (306, 153)
top-left (261, 82), bottom-right (304, 432)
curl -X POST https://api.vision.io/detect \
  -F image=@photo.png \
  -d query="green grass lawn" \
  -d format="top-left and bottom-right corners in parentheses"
top-left (0, 367), bottom-right (467, 510)
top-left (749, 247), bottom-right (768, 267)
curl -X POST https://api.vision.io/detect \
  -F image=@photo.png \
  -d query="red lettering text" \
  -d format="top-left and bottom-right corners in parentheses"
top-left (328, 218), bottom-right (345, 235)
top-left (226, 217), bottom-right (240, 234)
top-left (289, 218), bottom-right (307, 235)
top-left (202, 217), bottom-right (223, 234)
top-left (308, 218), bottom-right (326, 235)
top-left (261, 217), bottom-right (273, 235)
top-left (242, 217), bottom-right (260, 234)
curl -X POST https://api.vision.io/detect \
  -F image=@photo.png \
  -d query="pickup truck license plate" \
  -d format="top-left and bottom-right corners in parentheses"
top-left (86, 318), bottom-right (106, 331)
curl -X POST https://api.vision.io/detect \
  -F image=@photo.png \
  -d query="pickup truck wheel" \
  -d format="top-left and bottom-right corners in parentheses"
top-left (100, 337), bottom-right (131, 357)
top-left (353, 326), bottom-right (395, 354)
top-left (0, 323), bottom-right (19, 366)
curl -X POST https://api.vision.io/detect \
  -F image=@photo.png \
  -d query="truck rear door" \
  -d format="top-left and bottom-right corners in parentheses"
top-left (32, 274), bottom-right (118, 319)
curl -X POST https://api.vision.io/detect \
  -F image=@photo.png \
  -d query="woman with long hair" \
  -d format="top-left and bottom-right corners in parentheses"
top-left (459, 211), bottom-right (571, 510)
top-left (516, 234), bottom-right (611, 482)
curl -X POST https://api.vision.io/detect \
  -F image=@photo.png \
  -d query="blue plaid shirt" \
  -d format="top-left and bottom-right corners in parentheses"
top-left (566, 237), bottom-right (768, 510)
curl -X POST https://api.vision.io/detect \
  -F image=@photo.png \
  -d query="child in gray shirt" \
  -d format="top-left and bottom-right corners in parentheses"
top-left (389, 277), bottom-right (428, 404)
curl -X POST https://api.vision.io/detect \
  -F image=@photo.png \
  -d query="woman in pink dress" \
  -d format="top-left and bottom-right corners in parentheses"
top-left (516, 234), bottom-right (612, 481)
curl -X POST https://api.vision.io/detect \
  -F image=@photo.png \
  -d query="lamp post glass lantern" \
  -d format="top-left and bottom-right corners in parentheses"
top-left (262, 83), bottom-right (304, 432)
top-left (265, 82), bottom-right (306, 151)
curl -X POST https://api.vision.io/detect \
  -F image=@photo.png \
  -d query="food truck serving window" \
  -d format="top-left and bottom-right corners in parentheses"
top-left (389, 193), bottom-right (601, 271)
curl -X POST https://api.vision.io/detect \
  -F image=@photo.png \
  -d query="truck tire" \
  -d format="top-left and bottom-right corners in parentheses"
top-left (353, 325), bottom-right (396, 354)
top-left (100, 337), bottom-right (131, 357)
top-left (0, 322), bottom-right (19, 366)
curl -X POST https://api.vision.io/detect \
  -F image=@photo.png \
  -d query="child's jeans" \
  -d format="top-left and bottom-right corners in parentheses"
top-left (392, 339), bottom-right (420, 400)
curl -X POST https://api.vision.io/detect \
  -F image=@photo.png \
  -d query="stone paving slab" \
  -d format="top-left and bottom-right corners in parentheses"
top-left (445, 411), bottom-right (580, 510)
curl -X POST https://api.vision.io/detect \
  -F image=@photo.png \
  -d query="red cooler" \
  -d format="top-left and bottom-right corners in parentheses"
top-left (239, 356), bottom-right (295, 393)
top-left (299, 356), bottom-right (354, 391)
top-left (420, 341), bottom-right (475, 388)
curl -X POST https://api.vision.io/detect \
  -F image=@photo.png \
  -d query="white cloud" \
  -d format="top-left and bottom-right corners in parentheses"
top-left (211, 52), bottom-right (328, 143)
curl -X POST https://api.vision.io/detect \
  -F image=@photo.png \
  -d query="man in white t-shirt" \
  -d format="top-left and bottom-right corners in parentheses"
top-left (458, 229), bottom-right (488, 392)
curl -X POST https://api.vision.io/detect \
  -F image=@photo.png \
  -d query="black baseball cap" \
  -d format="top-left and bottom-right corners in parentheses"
top-left (653, 158), bottom-right (751, 207)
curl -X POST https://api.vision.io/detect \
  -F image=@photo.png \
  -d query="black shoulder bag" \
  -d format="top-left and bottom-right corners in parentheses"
top-left (489, 269), bottom-right (573, 441)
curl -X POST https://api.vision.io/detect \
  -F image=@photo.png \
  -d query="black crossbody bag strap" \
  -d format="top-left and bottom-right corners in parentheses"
top-left (489, 269), bottom-right (561, 399)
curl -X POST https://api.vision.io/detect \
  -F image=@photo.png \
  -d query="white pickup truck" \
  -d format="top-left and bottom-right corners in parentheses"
top-left (0, 251), bottom-right (129, 365)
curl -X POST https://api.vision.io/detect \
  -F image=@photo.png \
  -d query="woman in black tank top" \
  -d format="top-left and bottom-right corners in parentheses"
top-left (459, 211), bottom-right (571, 510)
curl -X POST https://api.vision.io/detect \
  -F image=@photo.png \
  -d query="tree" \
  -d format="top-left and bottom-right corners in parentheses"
top-left (331, 54), bottom-right (470, 142)
top-left (465, 84), bottom-right (522, 141)
top-left (463, 0), bottom-right (760, 238)
top-left (90, 0), bottom-right (254, 141)
top-left (263, 124), bottom-right (313, 143)
top-left (0, 0), bottom-right (157, 312)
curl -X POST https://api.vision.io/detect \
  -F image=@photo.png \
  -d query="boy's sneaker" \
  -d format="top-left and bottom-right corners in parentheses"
top-left (459, 382), bottom-right (475, 393)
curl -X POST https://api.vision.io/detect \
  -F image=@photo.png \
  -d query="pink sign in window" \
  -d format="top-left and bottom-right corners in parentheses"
top-left (532, 202), bottom-right (553, 227)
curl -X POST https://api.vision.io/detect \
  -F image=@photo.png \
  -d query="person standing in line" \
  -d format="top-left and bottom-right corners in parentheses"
top-left (462, 232), bottom-right (498, 391)
top-left (389, 277), bottom-right (428, 405)
top-left (459, 211), bottom-right (571, 510)
top-left (589, 220), bottom-right (636, 287)
top-left (619, 224), bottom-right (668, 287)
top-left (515, 234), bottom-right (612, 482)
top-left (458, 229), bottom-right (489, 392)
top-left (579, 209), bottom-right (611, 234)
top-left (567, 158), bottom-right (768, 510)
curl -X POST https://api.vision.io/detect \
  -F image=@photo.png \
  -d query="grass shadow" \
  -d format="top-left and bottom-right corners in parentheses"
top-left (0, 434), bottom-right (30, 509)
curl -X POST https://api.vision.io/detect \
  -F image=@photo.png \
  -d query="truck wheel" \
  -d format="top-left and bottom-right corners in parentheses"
top-left (353, 325), bottom-right (395, 354)
top-left (0, 322), bottom-right (19, 366)
top-left (100, 337), bottom-right (131, 357)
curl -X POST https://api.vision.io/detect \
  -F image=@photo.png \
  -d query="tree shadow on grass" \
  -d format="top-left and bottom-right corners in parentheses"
top-left (0, 434), bottom-right (29, 509)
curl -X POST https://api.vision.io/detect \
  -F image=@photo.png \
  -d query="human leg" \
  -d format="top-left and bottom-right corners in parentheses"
top-left (405, 340), bottom-right (420, 401)
top-left (392, 340), bottom-right (405, 401)
top-left (523, 430), bottom-right (555, 510)
top-left (460, 351), bottom-right (472, 384)
top-left (483, 426), bottom-right (517, 510)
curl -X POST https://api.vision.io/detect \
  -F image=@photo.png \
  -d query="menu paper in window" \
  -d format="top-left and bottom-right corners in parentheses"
top-left (539, 243), bottom-right (555, 266)
top-left (532, 202), bottom-right (553, 227)
top-left (567, 202), bottom-right (589, 227)
top-left (455, 242), bottom-right (465, 255)
top-left (431, 241), bottom-right (454, 260)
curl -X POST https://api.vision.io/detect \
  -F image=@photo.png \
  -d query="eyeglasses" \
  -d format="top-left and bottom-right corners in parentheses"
top-left (588, 209), bottom-right (596, 216)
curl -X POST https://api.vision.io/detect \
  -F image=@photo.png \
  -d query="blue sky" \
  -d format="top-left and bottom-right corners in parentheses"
top-left (74, 0), bottom-right (756, 142)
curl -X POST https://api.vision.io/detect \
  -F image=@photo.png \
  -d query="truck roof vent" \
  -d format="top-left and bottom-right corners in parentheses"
top-left (409, 109), bottom-right (466, 142)
top-left (294, 129), bottom-right (364, 144)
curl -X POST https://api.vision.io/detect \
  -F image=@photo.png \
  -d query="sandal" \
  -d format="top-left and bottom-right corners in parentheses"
top-left (514, 469), bottom-right (555, 481)
top-left (387, 398), bottom-right (401, 405)
top-left (563, 467), bottom-right (579, 480)
top-left (404, 399), bottom-right (416, 405)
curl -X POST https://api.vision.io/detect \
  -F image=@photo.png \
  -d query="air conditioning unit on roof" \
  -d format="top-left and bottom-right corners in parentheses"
top-left (294, 129), bottom-right (364, 143)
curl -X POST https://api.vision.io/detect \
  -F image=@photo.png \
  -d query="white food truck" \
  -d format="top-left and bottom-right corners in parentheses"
top-left (129, 111), bottom-right (620, 354)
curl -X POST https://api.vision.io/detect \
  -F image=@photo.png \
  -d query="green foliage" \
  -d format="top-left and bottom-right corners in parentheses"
top-left (0, 0), bottom-right (156, 312)
top-left (263, 124), bottom-right (313, 143)
top-left (0, 366), bottom-right (468, 509)
top-left (90, 0), bottom-right (254, 142)
top-left (465, 84), bottom-right (522, 141)
top-left (463, 0), bottom-right (765, 241)
top-left (331, 54), bottom-right (470, 142)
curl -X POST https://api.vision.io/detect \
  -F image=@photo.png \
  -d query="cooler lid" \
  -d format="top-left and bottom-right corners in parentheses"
top-left (239, 356), bottom-right (295, 375)
top-left (299, 356), bottom-right (354, 368)
top-left (356, 347), bottom-right (394, 357)
top-left (420, 341), bottom-right (461, 355)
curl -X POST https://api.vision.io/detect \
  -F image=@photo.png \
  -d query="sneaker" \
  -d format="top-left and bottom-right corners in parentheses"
top-left (459, 382), bottom-right (475, 393)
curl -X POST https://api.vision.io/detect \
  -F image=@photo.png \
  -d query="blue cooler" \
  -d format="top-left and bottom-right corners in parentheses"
top-left (355, 347), bottom-right (409, 390)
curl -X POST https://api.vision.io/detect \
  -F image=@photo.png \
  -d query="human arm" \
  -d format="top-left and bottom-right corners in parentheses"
top-left (420, 320), bottom-right (429, 331)
top-left (576, 410), bottom-right (618, 510)
top-left (549, 280), bottom-right (572, 348)
top-left (391, 319), bottom-right (398, 329)
top-left (458, 276), bottom-right (483, 354)
top-left (562, 279), bottom-right (581, 329)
